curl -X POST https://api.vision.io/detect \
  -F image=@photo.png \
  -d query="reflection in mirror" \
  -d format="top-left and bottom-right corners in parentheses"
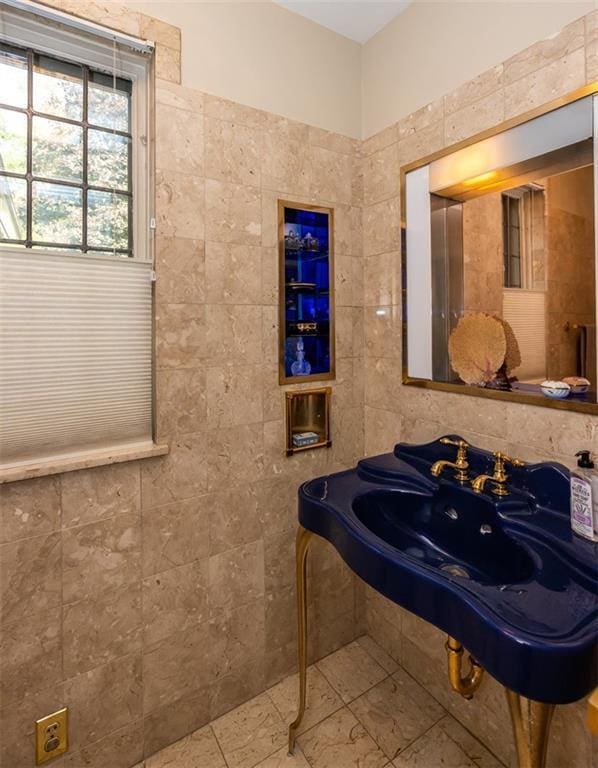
top-left (446, 160), bottom-right (595, 397)
top-left (405, 92), bottom-right (598, 411)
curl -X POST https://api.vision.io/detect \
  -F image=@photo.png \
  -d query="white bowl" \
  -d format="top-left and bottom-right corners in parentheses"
top-left (540, 380), bottom-right (571, 399)
top-left (562, 377), bottom-right (590, 395)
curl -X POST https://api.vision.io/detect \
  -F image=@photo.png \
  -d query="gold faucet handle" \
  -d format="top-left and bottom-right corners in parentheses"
top-left (509, 456), bottom-right (525, 468)
top-left (490, 452), bottom-right (525, 495)
top-left (441, 438), bottom-right (469, 466)
top-left (493, 452), bottom-right (525, 474)
top-left (440, 437), bottom-right (469, 448)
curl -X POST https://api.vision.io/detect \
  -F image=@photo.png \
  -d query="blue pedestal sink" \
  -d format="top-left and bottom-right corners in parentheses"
top-left (288, 436), bottom-right (598, 768)
top-left (352, 484), bottom-right (535, 585)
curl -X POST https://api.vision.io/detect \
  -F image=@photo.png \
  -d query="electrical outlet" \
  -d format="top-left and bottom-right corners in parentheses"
top-left (35, 708), bottom-right (68, 764)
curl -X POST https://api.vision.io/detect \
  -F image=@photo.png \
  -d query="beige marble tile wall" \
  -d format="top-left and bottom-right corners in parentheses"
top-left (545, 168), bottom-right (596, 381)
top-left (362, 12), bottom-right (598, 768)
top-left (2, 5), bottom-right (597, 768)
top-left (0, 3), bottom-right (365, 767)
top-left (462, 193), bottom-right (503, 317)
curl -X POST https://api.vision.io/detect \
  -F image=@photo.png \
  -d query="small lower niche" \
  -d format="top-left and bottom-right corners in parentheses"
top-left (285, 387), bottom-right (331, 455)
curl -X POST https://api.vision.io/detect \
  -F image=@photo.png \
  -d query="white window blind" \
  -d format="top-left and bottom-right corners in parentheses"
top-left (1, 0), bottom-right (155, 53)
top-left (0, 251), bottom-right (153, 465)
top-left (0, 2), bottom-right (155, 470)
top-left (503, 289), bottom-right (546, 382)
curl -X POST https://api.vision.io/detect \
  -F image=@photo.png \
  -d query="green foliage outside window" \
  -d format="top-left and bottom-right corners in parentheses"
top-left (0, 42), bottom-right (132, 254)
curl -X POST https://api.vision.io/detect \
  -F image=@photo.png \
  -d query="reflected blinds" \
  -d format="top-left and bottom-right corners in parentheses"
top-left (0, 251), bottom-right (153, 465)
top-left (503, 289), bottom-right (546, 382)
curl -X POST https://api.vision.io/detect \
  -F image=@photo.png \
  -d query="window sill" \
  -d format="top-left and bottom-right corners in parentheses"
top-left (0, 441), bottom-right (169, 484)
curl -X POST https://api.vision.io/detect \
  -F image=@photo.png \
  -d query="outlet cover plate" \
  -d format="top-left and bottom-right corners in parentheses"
top-left (35, 707), bottom-right (68, 764)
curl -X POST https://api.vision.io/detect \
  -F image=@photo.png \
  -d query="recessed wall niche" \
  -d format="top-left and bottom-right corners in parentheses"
top-left (279, 201), bottom-right (335, 384)
top-left (285, 387), bottom-right (331, 455)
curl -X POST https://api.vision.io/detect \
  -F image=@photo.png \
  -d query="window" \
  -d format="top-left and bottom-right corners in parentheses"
top-left (502, 193), bottom-right (522, 288)
top-left (0, 4), bottom-right (155, 472)
top-left (0, 42), bottom-right (133, 254)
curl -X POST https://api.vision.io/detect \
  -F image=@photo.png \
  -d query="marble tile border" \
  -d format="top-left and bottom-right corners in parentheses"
top-left (0, 442), bottom-right (169, 485)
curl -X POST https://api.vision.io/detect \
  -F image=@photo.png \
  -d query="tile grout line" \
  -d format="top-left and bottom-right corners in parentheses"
top-left (386, 709), bottom-right (447, 764)
top-left (309, 636), bottom-right (445, 762)
top-left (441, 714), bottom-right (508, 768)
top-left (353, 633), bottom-right (397, 671)
top-left (435, 713), bottom-right (508, 768)
top-left (58, 471), bottom-right (66, 708)
top-left (271, 657), bottom-right (432, 766)
top-left (313, 662), bottom-right (390, 707)
top-left (142, 635), bottom-right (510, 768)
top-left (365, 637), bottom-right (509, 768)
top-left (138, 460), bottom-right (151, 760)
top-left (207, 722), bottom-right (229, 768)
top-left (336, 643), bottom-right (446, 762)
top-left (257, 641), bottom-right (395, 760)
top-left (314, 648), bottom-right (501, 768)
top-left (68, 716), bottom-right (145, 763)
top-left (290, 702), bottom-right (347, 745)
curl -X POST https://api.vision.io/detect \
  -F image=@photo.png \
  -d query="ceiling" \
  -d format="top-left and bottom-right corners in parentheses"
top-left (274, 1), bottom-right (412, 44)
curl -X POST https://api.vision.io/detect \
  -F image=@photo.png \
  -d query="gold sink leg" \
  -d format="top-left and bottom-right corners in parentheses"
top-left (587, 688), bottom-right (598, 734)
top-left (288, 525), bottom-right (314, 754)
top-left (506, 689), bottom-right (555, 768)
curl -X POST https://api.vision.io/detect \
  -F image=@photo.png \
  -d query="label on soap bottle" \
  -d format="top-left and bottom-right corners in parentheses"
top-left (570, 474), bottom-right (595, 538)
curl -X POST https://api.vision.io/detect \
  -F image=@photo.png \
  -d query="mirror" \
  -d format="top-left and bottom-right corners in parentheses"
top-left (403, 89), bottom-right (598, 413)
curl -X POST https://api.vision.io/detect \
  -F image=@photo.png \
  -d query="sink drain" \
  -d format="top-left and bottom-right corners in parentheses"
top-left (440, 563), bottom-right (470, 579)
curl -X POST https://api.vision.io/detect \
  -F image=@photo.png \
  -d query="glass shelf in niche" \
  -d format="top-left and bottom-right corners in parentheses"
top-left (279, 201), bottom-right (335, 384)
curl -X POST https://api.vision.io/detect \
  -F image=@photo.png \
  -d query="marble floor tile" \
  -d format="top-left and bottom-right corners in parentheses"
top-left (435, 717), bottom-right (504, 768)
top-left (316, 640), bottom-right (387, 703)
top-left (349, 669), bottom-right (445, 761)
top-left (140, 637), bottom-right (506, 768)
top-left (297, 707), bottom-right (388, 768)
top-left (145, 725), bottom-right (226, 768)
top-left (355, 635), bottom-right (399, 675)
top-left (392, 715), bottom-right (503, 768)
top-left (211, 691), bottom-right (288, 768)
top-left (254, 746), bottom-right (311, 767)
top-left (267, 665), bottom-right (343, 736)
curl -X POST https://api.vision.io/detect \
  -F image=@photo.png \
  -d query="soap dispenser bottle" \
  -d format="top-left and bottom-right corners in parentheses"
top-left (570, 450), bottom-right (598, 542)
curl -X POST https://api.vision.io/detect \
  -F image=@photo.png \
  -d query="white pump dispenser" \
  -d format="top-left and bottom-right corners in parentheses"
top-left (570, 450), bottom-right (598, 542)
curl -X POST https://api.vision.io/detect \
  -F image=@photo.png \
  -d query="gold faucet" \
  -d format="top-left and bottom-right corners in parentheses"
top-left (471, 451), bottom-right (525, 496)
top-left (431, 438), bottom-right (470, 483)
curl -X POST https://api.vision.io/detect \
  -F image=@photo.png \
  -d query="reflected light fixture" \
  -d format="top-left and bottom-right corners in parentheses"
top-left (462, 171), bottom-right (498, 188)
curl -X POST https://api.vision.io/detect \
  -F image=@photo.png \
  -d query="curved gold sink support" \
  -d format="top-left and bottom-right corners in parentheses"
top-left (288, 525), bottom-right (556, 768)
top-left (445, 635), bottom-right (484, 698)
top-left (288, 526), bottom-right (313, 754)
top-left (587, 689), bottom-right (598, 734)
top-left (506, 691), bottom-right (555, 768)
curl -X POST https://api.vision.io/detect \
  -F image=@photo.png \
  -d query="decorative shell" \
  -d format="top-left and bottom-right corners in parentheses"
top-left (495, 317), bottom-right (521, 376)
top-left (448, 314), bottom-right (507, 385)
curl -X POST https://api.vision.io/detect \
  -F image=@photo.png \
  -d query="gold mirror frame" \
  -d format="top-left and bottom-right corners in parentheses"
top-left (400, 83), bottom-right (598, 416)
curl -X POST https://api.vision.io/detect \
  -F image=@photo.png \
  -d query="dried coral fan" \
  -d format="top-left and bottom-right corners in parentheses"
top-left (449, 314), bottom-right (507, 384)
top-left (495, 317), bottom-right (522, 375)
